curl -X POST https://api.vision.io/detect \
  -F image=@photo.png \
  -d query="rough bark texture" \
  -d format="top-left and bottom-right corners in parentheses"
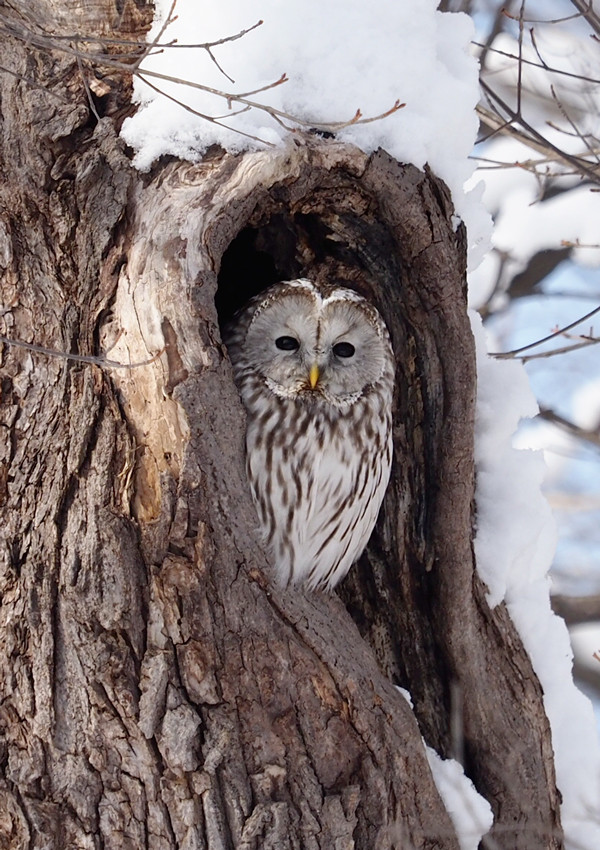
top-left (0, 2), bottom-right (564, 849)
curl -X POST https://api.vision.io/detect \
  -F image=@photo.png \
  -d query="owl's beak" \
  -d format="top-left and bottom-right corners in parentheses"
top-left (309, 363), bottom-right (319, 388)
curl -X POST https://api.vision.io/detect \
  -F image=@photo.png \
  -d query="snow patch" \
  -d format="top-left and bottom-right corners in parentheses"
top-left (397, 687), bottom-right (494, 850)
top-left (121, 0), bottom-right (491, 268)
top-left (425, 747), bottom-right (494, 850)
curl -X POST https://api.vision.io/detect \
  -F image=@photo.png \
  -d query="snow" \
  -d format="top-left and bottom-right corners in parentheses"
top-left (425, 747), bottom-right (494, 850)
top-left (121, 0), bottom-right (491, 269)
top-left (472, 312), bottom-right (556, 606)
top-left (472, 313), bottom-right (600, 850)
top-left (397, 688), bottom-right (494, 849)
top-left (123, 2), bottom-right (600, 847)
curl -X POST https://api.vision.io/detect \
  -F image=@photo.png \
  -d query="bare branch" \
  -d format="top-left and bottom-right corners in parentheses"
top-left (136, 72), bottom-right (274, 147)
top-left (76, 51), bottom-right (101, 122)
top-left (516, 0), bottom-right (525, 117)
top-left (569, 0), bottom-right (600, 38)
top-left (549, 84), bottom-right (600, 166)
top-left (478, 81), bottom-right (600, 184)
top-left (515, 337), bottom-right (600, 362)
top-left (472, 40), bottom-right (600, 86)
top-left (0, 334), bottom-right (165, 370)
top-left (561, 239), bottom-right (600, 250)
top-left (477, 0), bottom-right (516, 72)
top-left (129, 0), bottom-right (178, 74)
top-left (502, 1), bottom-right (595, 26)
top-left (41, 17), bottom-right (265, 52)
top-left (538, 406), bottom-right (600, 449)
top-left (0, 10), bottom-right (403, 145)
top-left (489, 304), bottom-right (600, 358)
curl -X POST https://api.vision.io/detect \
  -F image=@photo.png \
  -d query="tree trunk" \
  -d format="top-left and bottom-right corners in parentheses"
top-left (0, 2), bottom-right (563, 849)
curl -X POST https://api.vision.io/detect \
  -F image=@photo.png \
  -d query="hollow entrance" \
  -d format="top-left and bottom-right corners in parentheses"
top-left (215, 211), bottom-right (365, 332)
top-left (216, 214), bottom-right (300, 330)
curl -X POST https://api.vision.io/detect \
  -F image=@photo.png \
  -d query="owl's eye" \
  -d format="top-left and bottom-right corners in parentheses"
top-left (275, 336), bottom-right (300, 351)
top-left (332, 341), bottom-right (355, 358)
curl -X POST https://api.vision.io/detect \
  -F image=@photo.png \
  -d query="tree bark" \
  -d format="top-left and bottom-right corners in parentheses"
top-left (0, 2), bottom-right (563, 848)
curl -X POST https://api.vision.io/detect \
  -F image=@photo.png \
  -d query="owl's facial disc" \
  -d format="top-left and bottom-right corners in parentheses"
top-left (244, 288), bottom-right (389, 405)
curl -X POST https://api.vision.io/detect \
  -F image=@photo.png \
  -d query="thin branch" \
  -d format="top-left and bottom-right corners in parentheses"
top-left (0, 12), bottom-right (403, 141)
top-left (469, 155), bottom-right (582, 179)
top-left (539, 406), bottom-right (600, 449)
top-left (545, 123), bottom-right (600, 145)
top-left (515, 336), bottom-right (600, 362)
top-left (489, 304), bottom-right (600, 357)
top-left (477, 0), bottom-right (515, 72)
top-left (561, 238), bottom-right (600, 248)
top-left (124, 61), bottom-right (404, 133)
top-left (38, 18), bottom-right (264, 52)
top-left (0, 334), bottom-right (165, 370)
top-left (549, 83), bottom-right (600, 166)
top-left (478, 80), bottom-right (600, 183)
top-left (568, 0), bottom-right (600, 39)
top-left (503, 0), bottom-right (595, 26)
top-left (472, 41), bottom-right (600, 86)
top-left (516, 1), bottom-right (525, 117)
top-left (76, 51), bottom-right (100, 122)
top-left (129, 0), bottom-right (178, 74)
top-left (528, 28), bottom-right (549, 74)
top-left (136, 72), bottom-right (274, 147)
top-left (477, 103), bottom-right (561, 157)
top-left (0, 62), bottom-right (70, 99)
top-left (206, 45), bottom-right (235, 84)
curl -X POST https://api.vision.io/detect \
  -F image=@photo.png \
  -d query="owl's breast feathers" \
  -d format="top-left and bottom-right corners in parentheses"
top-left (244, 386), bottom-right (392, 590)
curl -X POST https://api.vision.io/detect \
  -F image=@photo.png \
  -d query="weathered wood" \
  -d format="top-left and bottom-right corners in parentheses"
top-left (0, 2), bottom-right (563, 849)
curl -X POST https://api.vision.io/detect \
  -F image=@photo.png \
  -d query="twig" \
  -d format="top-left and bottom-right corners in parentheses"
top-left (478, 0), bottom-right (516, 72)
top-left (76, 51), bottom-right (101, 122)
top-left (516, 1), bottom-right (525, 117)
top-left (561, 238), bottom-right (600, 248)
top-left (0, 62), bottom-right (70, 99)
top-left (568, 0), bottom-right (600, 38)
top-left (489, 304), bottom-right (600, 358)
top-left (539, 406), bottom-right (600, 449)
top-left (513, 336), bottom-right (600, 363)
top-left (37, 19), bottom-right (264, 51)
top-left (0, 334), bottom-right (165, 370)
top-left (502, 0), bottom-right (594, 26)
top-left (0, 12), bottom-right (403, 141)
top-left (478, 81), bottom-right (600, 184)
top-left (472, 41), bottom-right (600, 86)
top-left (549, 83), bottom-right (600, 166)
top-left (130, 0), bottom-right (178, 74)
top-left (136, 73), bottom-right (274, 147)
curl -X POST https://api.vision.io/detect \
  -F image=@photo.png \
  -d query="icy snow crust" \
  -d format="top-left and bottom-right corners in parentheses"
top-left (123, 2), bottom-right (600, 847)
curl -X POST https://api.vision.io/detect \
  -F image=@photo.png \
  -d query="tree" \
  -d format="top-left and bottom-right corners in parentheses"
top-left (0, 2), bottom-right (565, 848)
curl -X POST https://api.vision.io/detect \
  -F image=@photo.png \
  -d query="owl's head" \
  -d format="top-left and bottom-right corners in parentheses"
top-left (227, 279), bottom-right (394, 407)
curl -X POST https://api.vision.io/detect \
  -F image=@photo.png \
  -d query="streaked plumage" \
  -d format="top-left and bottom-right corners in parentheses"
top-left (225, 279), bottom-right (394, 590)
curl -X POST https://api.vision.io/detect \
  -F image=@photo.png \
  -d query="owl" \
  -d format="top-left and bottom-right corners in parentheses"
top-left (225, 278), bottom-right (394, 591)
